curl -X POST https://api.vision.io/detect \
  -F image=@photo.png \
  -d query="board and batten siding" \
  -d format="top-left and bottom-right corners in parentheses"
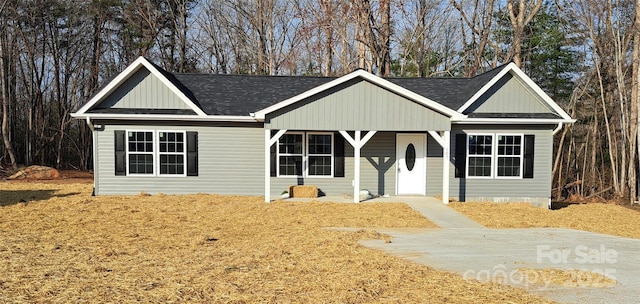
top-left (94, 124), bottom-right (265, 195)
top-left (265, 79), bottom-right (451, 131)
top-left (465, 73), bottom-right (555, 114)
top-left (96, 68), bottom-right (191, 110)
top-left (270, 132), bottom-right (397, 197)
top-left (425, 125), bottom-right (554, 206)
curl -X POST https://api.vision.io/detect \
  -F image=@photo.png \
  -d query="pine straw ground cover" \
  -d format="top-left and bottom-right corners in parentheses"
top-left (449, 202), bottom-right (640, 239)
top-left (0, 182), bottom-right (553, 303)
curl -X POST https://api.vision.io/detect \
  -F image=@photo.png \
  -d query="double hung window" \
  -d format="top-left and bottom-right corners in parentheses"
top-left (277, 132), bottom-right (333, 177)
top-left (467, 134), bottom-right (524, 178)
top-left (125, 131), bottom-right (187, 176)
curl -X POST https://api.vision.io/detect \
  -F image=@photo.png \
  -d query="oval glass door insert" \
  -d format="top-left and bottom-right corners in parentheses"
top-left (405, 143), bottom-right (416, 171)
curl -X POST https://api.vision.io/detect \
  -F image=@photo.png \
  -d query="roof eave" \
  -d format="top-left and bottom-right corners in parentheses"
top-left (452, 117), bottom-right (576, 124)
top-left (71, 113), bottom-right (258, 122)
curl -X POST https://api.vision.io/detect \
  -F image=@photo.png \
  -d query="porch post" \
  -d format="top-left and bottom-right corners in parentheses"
top-left (265, 129), bottom-right (271, 202)
top-left (442, 131), bottom-right (450, 204)
top-left (265, 129), bottom-right (287, 202)
top-left (353, 131), bottom-right (361, 203)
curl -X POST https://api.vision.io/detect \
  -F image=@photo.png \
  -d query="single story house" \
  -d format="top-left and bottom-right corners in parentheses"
top-left (71, 57), bottom-right (574, 207)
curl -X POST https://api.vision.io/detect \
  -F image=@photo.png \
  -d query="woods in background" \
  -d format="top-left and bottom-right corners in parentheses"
top-left (1, 0), bottom-right (640, 203)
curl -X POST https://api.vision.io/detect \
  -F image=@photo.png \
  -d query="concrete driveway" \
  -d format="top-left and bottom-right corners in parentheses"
top-left (358, 197), bottom-right (640, 304)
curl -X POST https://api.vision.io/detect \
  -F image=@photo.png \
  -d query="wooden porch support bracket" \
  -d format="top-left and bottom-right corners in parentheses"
top-left (428, 130), bottom-right (450, 204)
top-left (265, 129), bottom-right (287, 202)
top-left (339, 130), bottom-right (377, 203)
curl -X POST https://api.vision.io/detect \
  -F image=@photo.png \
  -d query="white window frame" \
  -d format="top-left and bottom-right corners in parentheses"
top-left (157, 130), bottom-right (187, 177)
top-left (465, 133), bottom-right (525, 180)
top-left (125, 130), bottom-right (188, 177)
top-left (306, 132), bottom-right (334, 178)
top-left (126, 130), bottom-right (155, 176)
top-left (466, 133), bottom-right (494, 179)
top-left (495, 133), bottom-right (524, 179)
top-left (276, 131), bottom-right (335, 178)
top-left (277, 132), bottom-right (305, 177)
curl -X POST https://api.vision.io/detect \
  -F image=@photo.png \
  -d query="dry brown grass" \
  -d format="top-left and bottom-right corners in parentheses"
top-left (450, 202), bottom-right (640, 239)
top-left (0, 181), bottom-right (555, 303)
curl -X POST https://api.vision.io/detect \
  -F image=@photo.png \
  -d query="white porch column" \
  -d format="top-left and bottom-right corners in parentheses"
top-left (442, 131), bottom-right (450, 204)
top-left (338, 130), bottom-right (377, 203)
top-left (265, 129), bottom-right (287, 202)
top-left (353, 131), bottom-right (361, 203)
top-left (264, 130), bottom-right (271, 202)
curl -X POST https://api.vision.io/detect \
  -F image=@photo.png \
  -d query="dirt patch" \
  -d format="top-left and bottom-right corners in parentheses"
top-left (0, 182), bottom-right (553, 303)
top-left (2, 170), bottom-right (93, 185)
top-left (450, 202), bottom-right (640, 239)
top-left (516, 268), bottom-right (616, 288)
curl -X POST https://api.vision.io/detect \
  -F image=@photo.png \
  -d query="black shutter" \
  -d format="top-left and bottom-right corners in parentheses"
top-left (270, 143), bottom-right (277, 177)
top-left (523, 135), bottom-right (535, 179)
top-left (187, 131), bottom-right (198, 176)
top-left (114, 130), bottom-right (126, 176)
top-left (334, 132), bottom-right (345, 177)
top-left (454, 134), bottom-right (466, 178)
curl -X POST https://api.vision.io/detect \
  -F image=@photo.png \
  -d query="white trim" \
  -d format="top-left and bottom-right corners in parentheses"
top-left (74, 57), bottom-right (207, 117)
top-left (71, 113), bottom-right (257, 122)
top-left (456, 63), bottom-right (573, 122)
top-left (452, 118), bottom-right (576, 124)
top-left (427, 130), bottom-right (445, 148)
top-left (254, 69), bottom-right (465, 120)
top-left (465, 133), bottom-right (527, 180)
top-left (354, 131), bottom-right (361, 203)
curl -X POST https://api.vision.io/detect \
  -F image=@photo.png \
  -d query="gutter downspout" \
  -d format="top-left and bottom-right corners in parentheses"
top-left (552, 122), bottom-right (563, 135)
top-left (86, 117), bottom-right (96, 196)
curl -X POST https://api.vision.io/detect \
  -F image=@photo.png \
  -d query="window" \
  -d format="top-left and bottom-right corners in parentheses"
top-left (307, 133), bottom-right (333, 176)
top-left (496, 135), bottom-right (523, 178)
top-left (467, 135), bottom-right (493, 177)
top-left (120, 130), bottom-right (193, 177)
top-left (466, 134), bottom-right (525, 179)
top-left (128, 131), bottom-right (154, 175)
top-left (277, 132), bottom-right (333, 177)
top-left (158, 131), bottom-right (186, 175)
top-left (278, 133), bottom-right (303, 176)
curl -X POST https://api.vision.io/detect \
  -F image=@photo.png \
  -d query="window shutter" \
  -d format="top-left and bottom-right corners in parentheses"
top-left (523, 135), bottom-right (535, 179)
top-left (187, 131), bottom-right (198, 176)
top-left (114, 130), bottom-right (126, 176)
top-left (270, 144), bottom-right (277, 177)
top-left (454, 134), bottom-right (466, 178)
top-left (334, 132), bottom-right (345, 177)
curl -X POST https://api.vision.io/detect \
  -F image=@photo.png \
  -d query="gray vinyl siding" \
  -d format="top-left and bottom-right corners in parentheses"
top-left (270, 132), bottom-right (397, 197)
top-left (466, 73), bottom-right (555, 114)
top-left (425, 125), bottom-right (554, 206)
top-left (265, 79), bottom-right (450, 131)
top-left (97, 68), bottom-right (191, 110)
top-left (94, 124), bottom-right (265, 195)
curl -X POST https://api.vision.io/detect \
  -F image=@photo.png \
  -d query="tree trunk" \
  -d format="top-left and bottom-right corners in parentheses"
top-left (0, 27), bottom-right (18, 171)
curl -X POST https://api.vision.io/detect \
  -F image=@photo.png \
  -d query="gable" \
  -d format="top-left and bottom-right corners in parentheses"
top-left (463, 72), bottom-right (556, 115)
top-left (92, 67), bottom-right (192, 111)
top-left (265, 78), bottom-right (451, 131)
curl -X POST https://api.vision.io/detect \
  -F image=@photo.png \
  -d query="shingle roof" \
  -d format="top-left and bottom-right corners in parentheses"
top-left (162, 65), bottom-right (511, 116)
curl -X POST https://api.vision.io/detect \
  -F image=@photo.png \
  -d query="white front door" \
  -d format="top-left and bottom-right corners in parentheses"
top-left (396, 134), bottom-right (426, 195)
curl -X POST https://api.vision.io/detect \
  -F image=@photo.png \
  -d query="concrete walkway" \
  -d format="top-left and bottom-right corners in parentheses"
top-left (350, 197), bottom-right (640, 304)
